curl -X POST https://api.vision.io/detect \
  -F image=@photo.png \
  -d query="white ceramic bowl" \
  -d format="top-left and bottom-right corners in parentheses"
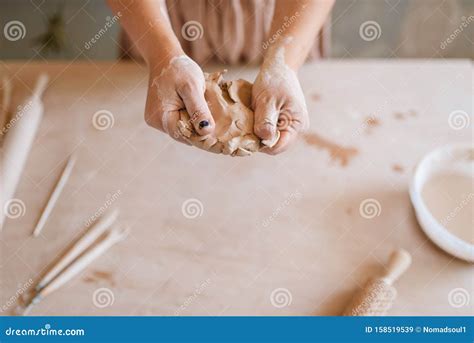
top-left (410, 143), bottom-right (474, 263)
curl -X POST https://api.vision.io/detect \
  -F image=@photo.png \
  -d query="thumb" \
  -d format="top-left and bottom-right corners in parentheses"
top-left (253, 98), bottom-right (279, 141)
top-left (178, 85), bottom-right (215, 136)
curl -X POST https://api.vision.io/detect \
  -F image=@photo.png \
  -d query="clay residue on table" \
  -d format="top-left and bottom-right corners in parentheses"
top-left (310, 92), bottom-right (321, 102)
top-left (83, 270), bottom-right (116, 286)
top-left (364, 116), bottom-right (381, 135)
top-left (303, 132), bottom-right (358, 167)
top-left (393, 110), bottom-right (417, 120)
top-left (394, 112), bottom-right (404, 120)
top-left (392, 164), bottom-right (404, 173)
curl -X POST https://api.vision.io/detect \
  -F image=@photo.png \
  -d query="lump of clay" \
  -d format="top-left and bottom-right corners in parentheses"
top-left (177, 71), bottom-right (278, 156)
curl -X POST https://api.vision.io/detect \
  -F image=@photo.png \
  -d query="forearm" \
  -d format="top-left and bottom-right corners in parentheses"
top-left (266, 0), bottom-right (334, 70)
top-left (107, 0), bottom-right (183, 68)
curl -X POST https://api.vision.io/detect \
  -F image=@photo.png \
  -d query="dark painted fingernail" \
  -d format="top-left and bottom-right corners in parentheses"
top-left (199, 120), bottom-right (209, 129)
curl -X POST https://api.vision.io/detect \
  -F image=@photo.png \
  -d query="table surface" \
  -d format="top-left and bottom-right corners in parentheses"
top-left (0, 59), bottom-right (472, 316)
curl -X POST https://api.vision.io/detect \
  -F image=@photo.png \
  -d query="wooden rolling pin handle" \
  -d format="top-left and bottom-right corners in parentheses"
top-left (32, 74), bottom-right (49, 98)
top-left (382, 249), bottom-right (412, 285)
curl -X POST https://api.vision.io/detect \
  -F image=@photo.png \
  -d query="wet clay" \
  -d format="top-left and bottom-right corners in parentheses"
top-left (422, 173), bottom-right (473, 244)
top-left (177, 71), bottom-right (278, 156)
top-left (303, 132), bottom-right (358, 167)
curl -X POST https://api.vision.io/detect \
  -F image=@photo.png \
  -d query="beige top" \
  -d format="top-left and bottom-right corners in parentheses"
top-left (120, 0), bottom-right (330, 64)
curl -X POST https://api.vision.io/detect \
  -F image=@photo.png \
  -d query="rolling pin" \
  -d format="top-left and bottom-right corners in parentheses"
top-left (0, 74), bottom-right (49, 230)
top-left (343, 249), bottom-right (412, 316)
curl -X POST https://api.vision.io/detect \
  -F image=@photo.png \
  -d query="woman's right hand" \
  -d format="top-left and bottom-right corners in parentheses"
top-left (144, 54), bottom-right (215, 142)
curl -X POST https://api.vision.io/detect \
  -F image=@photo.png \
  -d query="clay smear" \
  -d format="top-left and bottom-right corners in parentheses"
top-left (392, 164), bottom-right (404, 173)
top-left (84, 270), bottom-right (116, 286)
top-left (310, 93), bottom-right (321, 102)
top-left (393, 110), bottom-right (417, 120)
top-left (303, 132), bottom-right (358, 167)
top-left (364, 116), bottom-right (381, 134)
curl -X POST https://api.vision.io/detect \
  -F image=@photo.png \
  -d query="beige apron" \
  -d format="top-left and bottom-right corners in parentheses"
top-left (119, 0), bottom-right (330, 64)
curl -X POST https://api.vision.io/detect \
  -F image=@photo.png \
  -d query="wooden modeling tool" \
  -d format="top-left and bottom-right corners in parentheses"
top-left (32, 154), bottom-right (77, 237)
top-left (35, 209), bottom-right (119, 290)
top-left (23, 225), bottom-right (128, 315)
top-left (343, 249), bottom-right (412, 316)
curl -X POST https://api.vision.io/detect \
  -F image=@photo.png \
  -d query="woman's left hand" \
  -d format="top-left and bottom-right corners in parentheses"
top-left (252, 58), bottom-right (309, 155)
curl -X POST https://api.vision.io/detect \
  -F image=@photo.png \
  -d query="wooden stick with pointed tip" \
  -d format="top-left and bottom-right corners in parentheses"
top-left (33, 154), bottom-right (77, 237)
top-left (343, 249), bottom-right (412, 316)
top-left (23, 226), bottom-right (129, 315)
top-left (35, 209), bottom-right (119, 291)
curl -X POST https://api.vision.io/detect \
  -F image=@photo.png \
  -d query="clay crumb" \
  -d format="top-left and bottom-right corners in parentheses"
top-left (310, 93), bottom-right (321, 102)
top-left (394, 112), bottom-right (404, 120)
top-left (392, 164), bottom-right (404, 173)
top-left (366, 117), bottom-right (380, 127)
top-left (303, 132), bottom-right (358, 167)
top-left (364, 116), bottom-right (381, 134)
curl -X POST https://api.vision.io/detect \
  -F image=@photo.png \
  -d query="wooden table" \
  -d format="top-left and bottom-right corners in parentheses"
top-left (0, 60), bottom-right (472, 316)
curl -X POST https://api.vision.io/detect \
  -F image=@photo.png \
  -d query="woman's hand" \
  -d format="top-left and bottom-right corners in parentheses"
top-left (144, 54), bottom-right (215, 142)
top-left (252, 53), bottom-right (309, 155)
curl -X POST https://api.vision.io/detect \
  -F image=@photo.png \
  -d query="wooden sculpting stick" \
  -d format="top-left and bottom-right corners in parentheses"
top-left (23, 226), bottom-right (128, 315)
top-left (35, 209), bottom-right (119, 290)
top-left (32, 154), bottom-right (77, 237)
top-left (343, 249), bottom-right (412, 316)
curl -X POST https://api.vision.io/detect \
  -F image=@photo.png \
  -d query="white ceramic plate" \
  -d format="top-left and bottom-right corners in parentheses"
top-left (410, 143), bottom-right (474, 263)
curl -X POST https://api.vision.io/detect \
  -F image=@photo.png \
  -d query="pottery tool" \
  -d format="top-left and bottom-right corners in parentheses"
top-left (32, 154), bottom-right (77, 237)
top-left (343, 249), bottom-right (412, 316)
top-left (35, 209), bottom-right (119, 290)
top-left (23, 225), bottom-right (128, 315)
top-left (0, 77), bottom-right (13, 138)
top-left (0, 74), bottom-right (49, 231)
